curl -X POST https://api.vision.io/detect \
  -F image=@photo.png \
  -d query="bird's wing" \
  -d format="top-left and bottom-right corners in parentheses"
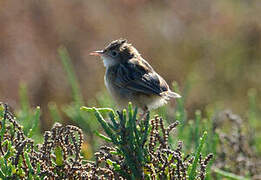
top-left (114, 59), bottom-right (169, 96)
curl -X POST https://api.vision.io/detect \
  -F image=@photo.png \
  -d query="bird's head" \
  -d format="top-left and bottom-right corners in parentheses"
top-left (90, 39), bottom-right (140, 68)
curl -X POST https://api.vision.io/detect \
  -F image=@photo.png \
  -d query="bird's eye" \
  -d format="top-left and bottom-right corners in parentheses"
top-left (111, 50), bottom-right (118, 57)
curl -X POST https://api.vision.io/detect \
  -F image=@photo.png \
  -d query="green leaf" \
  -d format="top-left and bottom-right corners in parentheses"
top-left (0, 104), bottom-right (4, 118)
top-left (0, 169), bottom-right (5, 179)
top-left (28, 106), bottom-right (41, 138)
top-left (54, 146), bottom-right (64, 166)
top-left (81, 106), bottom-right (114, 114)
top-left (94, 131), bottom-right (112, 142)
top-left (119, 109), bottom-right (127, 128)
top-left (106, 159), bottom-right (114, 166)
top-left (58, 46), bottom-right (83, 105)
top-left (24, 152), bottom-right (34, 174)
top-left (194, 110), bottom-right (201, 148)
top-left (36, 162), bottom-right (41, 175)
top-left (0, 156), bottom-right (6, 178)
top-left (0, 115), bottom-right (6, 142)
top-left (128, 102), bottom-right (133, 121)
top-left (213, 168), bottom-right (250, 180)
top-left (93, 108), bottom-right (118, 144)
top-left (109, 112), bottom-right (119, 130)
top-left (189, 131), bottom-right (207, 180)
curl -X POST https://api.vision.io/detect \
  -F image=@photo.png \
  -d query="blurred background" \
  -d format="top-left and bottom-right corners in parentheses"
top-left (0, 0), bottom-right (260, 130)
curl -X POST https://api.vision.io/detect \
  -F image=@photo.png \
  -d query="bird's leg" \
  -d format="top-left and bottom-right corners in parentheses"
top-left (137, 106), bottom-right (148, 125)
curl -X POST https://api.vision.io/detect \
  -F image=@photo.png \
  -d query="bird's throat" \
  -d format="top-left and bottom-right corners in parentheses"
top-left (101, 56), bottom-right (117, 68)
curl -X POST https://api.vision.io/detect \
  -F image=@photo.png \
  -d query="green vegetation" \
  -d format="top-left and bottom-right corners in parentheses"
top-left (0, 47), bottom-right (260, 179)
top-left (0, 102), bottom-right (213, 179)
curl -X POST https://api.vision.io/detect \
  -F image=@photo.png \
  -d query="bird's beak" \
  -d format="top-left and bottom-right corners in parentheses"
top-left (89, 50), bottom-right (104, 56)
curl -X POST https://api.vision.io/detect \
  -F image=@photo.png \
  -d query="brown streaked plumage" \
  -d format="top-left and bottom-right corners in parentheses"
top-left (90, 39), bottom-right (181, 111)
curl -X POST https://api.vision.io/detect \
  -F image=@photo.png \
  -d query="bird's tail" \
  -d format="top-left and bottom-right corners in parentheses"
top-left (161, 91), bottom-right (182, 100)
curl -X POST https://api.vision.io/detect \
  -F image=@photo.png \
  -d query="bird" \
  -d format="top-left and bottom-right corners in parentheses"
top-left (90, 39), bottom-right (181, 113)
